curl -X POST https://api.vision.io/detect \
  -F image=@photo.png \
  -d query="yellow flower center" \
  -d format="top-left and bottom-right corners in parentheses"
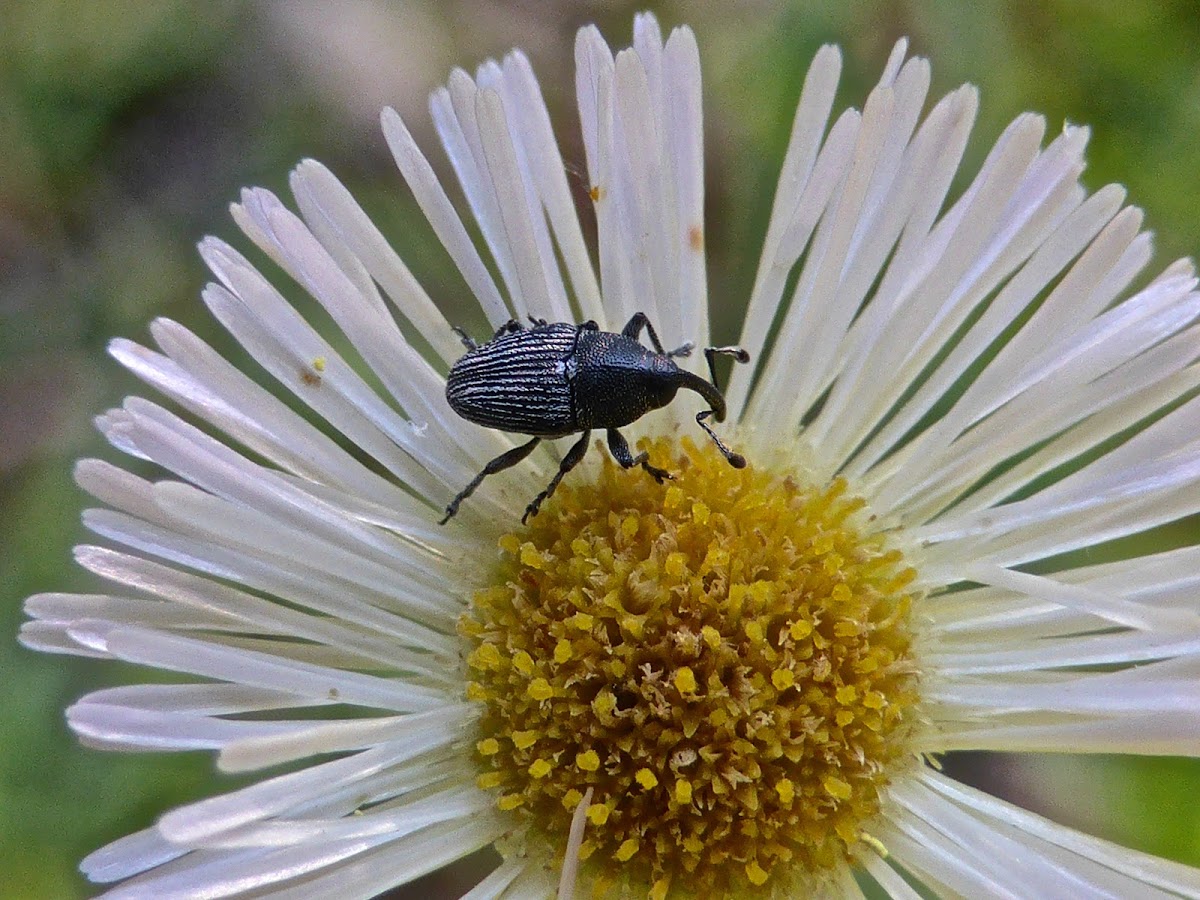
top-left (461, 437), bottom-right (922, 895)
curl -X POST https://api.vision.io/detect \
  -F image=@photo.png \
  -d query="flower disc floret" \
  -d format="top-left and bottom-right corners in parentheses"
top-left (461, 437), bottom-right (923, 893)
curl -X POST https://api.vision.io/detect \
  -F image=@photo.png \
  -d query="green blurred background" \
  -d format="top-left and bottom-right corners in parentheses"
top-left (3, 0), bottom-right (1199, 896)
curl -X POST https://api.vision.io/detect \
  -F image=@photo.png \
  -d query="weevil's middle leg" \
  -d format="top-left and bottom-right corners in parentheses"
top-left (523, 430), bottom-right (591, 523)
top-left (607, 428), bottom-right (672, 484)
top-left (440, 436), bottom-right (541, 524)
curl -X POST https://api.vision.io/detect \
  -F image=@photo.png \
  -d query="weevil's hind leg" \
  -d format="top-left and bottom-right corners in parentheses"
top-left (451, 326), bottom-right (477, 350)
top-left (441, 437), bottom-right (541, 524)
top-left (696, 409), bottom-right (746, 469)
top-left (524, 430), bottom-right (591, 523)
top-left (607, 428), bottom-right (673, 483)
top-left (527, 315), bottom-right (548, 327)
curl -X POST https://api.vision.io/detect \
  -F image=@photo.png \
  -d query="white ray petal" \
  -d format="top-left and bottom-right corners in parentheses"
top-left (908, 771), bottom-right (1200, 895)
top-left (289, 159), bottom-right (464, 364)
top-left (727, 43), bottom-right (842, 418)
top-left (158, 708), bottom-right (472, 843)
top-left (380, 105), bottom-right (510, 326)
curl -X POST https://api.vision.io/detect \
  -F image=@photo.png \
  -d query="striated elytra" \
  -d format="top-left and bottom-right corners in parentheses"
top-left (441, 312), bottom-right (749, 524)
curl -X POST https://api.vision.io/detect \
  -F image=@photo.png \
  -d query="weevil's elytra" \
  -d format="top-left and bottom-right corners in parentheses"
top-left (441, 312), bottom-right (749, 524)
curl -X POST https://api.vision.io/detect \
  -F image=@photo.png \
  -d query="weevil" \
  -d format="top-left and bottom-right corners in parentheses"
top-left (440, 311), bottom-right (749, 524)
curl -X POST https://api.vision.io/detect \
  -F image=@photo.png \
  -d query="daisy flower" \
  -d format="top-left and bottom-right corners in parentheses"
top-left (21, 11), bottom-right (1200, 899)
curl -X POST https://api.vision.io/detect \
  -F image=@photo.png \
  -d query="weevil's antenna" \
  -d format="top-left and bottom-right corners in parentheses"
top-left (677, 346), bottom-right (750, 468)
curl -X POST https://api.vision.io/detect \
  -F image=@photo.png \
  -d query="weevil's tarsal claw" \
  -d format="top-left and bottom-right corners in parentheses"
top-left (668, 341), bottom-right (694, 359)
top-left (439, 437), bottom-right (542, 524)
top-left (697, 409), bottom-right (746, 469)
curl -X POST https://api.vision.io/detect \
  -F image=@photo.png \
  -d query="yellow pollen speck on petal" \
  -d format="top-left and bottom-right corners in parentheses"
top-left (746, 861), bottom-right (769, 886)
top-left (614, 838), bottom-right (640, 862)
top-left (512, 650), bottom-right (534, 675)
top-left (527, 678), bottom-right (553, 701)
top-left (674, 780), bottom-right (693, 805)
top-left (824, 776), bottom-right (853, 800)
top-left (311, 356), bottom-right (326, 372)
top-left (476, 738), bottom-right (500, 756)
top-left (461, 437), bottom-right (922, 896)
top-left (554, 639), bottom-right (573, 664)
top-left (674, 666), bottom-right (698, 695)
top-left (576, 750), bottom-right (601, 772)
top-left (587, 803), bottom-right (610, 825)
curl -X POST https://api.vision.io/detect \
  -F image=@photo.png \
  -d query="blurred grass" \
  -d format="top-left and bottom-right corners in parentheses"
top-left (2, 1), bottom-right (1199, 896)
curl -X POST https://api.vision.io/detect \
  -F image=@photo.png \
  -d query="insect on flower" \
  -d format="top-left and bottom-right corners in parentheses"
top-left (441, 312), bottom-right (749, 523)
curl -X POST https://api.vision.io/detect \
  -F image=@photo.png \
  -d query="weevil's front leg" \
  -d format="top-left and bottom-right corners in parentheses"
top-left (440, 436), bottom-right (541, 524)
top-left (607, 428), bottom-right (672, 483)
top-left (523, 430), bottom-right (591, 523)
top-left (621, 312), bottom-right (691, 357)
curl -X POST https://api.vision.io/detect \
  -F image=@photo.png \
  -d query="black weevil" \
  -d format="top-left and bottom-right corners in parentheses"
top-left (441, 311), bottom-right (749, 524)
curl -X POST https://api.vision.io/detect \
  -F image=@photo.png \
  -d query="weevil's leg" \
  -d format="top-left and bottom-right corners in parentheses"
top-left (527, 315), bottom-right (548, 327)
top-left (523, 430), bottom-right (591, 523)
top-left (607, 428), bottom-right (672, 484)
top-left (580, 320), bottom-right (600, 331)
top-left (667, 341), bottom-right (694, 358)
top-left (451, 326), bottom-right (477, 350)
top-left (440, 437), bottom-right (541, 524)
top-left (623, 311), bottom-right (692, 357)
top-left (703, 345), bottom-right (751, 389)
top-left (696, 409), bottom-right (746, 469)
top-left (620, 312), bottom-right (667, 354)
top-left (492, 318), bottom-right (524, 340)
